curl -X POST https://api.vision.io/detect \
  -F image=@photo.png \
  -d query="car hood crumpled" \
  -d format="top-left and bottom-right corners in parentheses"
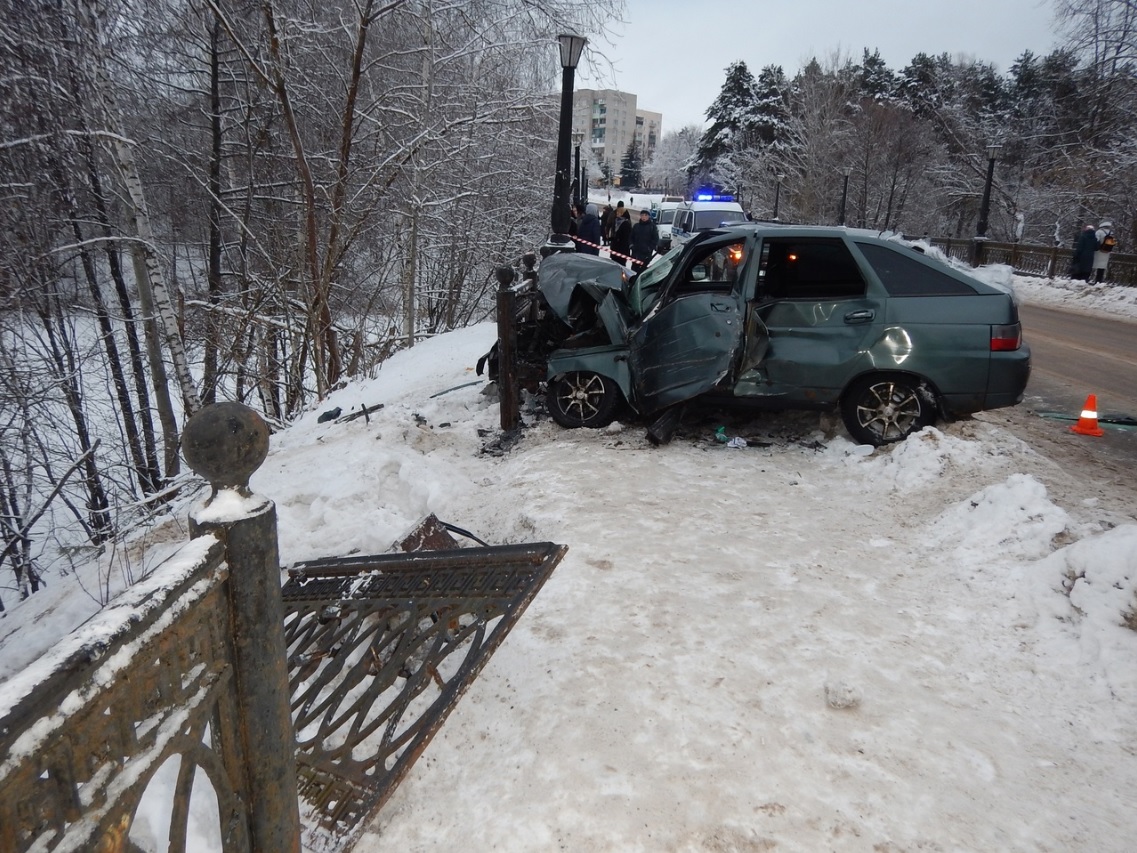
top-left (537, 252), bottom-right (627, 323)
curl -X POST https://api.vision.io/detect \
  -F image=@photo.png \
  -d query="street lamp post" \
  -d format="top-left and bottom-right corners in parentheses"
top-left (772, 173), bottom-right (785, 221)
top-left (838, 168), bottom-right (850, 226)
top-left (572, 130), bottom-right (584, 208)
top-left (544, 33), bottom-right (587, 256)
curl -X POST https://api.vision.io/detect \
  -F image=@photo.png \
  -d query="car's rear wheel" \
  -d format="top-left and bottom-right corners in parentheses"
top-left (547, 372), bottom-right (622, 429)
top-left (840, 374), bottom-right (936, 446)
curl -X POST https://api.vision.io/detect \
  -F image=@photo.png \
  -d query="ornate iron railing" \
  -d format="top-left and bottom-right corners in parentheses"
top-left (283, 541), bottom-right (567, 852)
top-left (0, 535), bottom-right (565, 853)
top-left (0, 536), bottom-right (254, 853)
top-left (0, 404), bottom-right (565, 853)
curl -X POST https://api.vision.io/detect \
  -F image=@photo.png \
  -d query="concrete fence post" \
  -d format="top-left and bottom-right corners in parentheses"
top-left (182, 402), bottom-right (301, 853)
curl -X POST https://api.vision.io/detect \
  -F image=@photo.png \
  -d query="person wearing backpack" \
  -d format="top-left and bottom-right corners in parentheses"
top-left (1093, 220), bottom-right (1116, 283)
top-left (1071, 224), bottom-right (1097, 280)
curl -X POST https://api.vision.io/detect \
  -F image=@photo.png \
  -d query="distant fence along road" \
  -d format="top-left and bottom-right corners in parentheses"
top-left (929, 238), bottom-right (1137, 286)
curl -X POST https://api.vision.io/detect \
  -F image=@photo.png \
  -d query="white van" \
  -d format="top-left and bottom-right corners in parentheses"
top-left (668, 197), bottom-right (748, 248)
top-left (650, 200), bottom-right (683, 243)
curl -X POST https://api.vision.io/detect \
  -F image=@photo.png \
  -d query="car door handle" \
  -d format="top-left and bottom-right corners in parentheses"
top-left (844, 309), bottom-right (875, 324)
top-left (710, 302), bottom-right (734, 312)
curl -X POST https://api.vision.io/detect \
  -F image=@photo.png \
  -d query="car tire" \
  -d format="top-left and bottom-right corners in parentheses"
top-left (840, 374), bottom-right (936, 446)
top-left (547, 372), bottom-right (622, 429)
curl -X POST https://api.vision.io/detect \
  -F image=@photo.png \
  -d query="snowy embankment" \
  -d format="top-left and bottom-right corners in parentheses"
top-left (246, 321), bottom-right (1136, 852)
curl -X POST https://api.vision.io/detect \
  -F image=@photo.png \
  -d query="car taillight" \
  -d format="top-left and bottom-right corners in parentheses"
top-left (990, 323), bottom-right (1022, 351)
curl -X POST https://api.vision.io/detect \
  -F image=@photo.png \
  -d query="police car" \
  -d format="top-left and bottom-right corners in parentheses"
top-left (664, 193), bottom-right (748, 249)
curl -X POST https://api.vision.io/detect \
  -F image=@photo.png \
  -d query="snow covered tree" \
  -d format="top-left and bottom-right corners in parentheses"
top-left (644, 125), bottom-right (702, 196)
top-left (0, 0), bottom-right (626, 605)
top-left (620, 140), bottom-right (643, 188)
top-left (690, 61), bottom-right (762, 188)
top-left (752, 64), bottom-right (793, 148)
top-left (858, 48), bottom-right (898, 101)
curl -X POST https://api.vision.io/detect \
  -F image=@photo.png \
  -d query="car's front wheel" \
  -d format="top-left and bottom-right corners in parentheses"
top-left (547, 372), bottom-right (622, 429)
top-left (840, 374), bottom-right (936, 446)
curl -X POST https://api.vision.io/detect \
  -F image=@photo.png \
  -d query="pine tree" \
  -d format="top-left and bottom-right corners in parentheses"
top-left (857, 48), bottom-right (897, 101)
top-left (621, 141), bottom-right (643, 188)
top-left (690, 61), bottom-right (761, 184)
top-left (752, 64), bottom-right (792, 148)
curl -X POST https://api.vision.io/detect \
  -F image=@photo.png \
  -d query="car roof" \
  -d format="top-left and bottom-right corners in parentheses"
top-left (692, 224), bottom-right (1003, 295)
top-left (679, 199), bottom-right (744, 210)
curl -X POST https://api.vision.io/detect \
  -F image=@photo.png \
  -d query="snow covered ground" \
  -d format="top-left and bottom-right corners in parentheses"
top-left (3, 267), bottom-right (1137, 851)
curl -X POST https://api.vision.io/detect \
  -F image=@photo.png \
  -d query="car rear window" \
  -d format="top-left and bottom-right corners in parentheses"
top-left (694, 210), bottom-right (747, 230)
top-left (855, 242), bottom-right (978, 295)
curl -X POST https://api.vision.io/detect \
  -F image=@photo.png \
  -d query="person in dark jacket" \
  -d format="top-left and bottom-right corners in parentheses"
top-left (609, 206), bottom-right (632, 265)
top-left (630, 208), bottom-right (659, 270)
top-left (1070, 224), bottom-right (1098, 280)
top-left (576, 204), bottom-right (602, 255)
top-left (600, 204), bottom-right (615, 245)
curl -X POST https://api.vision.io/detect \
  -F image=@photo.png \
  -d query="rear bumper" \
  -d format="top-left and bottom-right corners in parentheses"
top-left (940, 345), bottom-right (1031, 415)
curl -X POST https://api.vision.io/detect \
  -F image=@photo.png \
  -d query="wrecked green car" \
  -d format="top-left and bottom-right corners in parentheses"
top-left (482, 224), bottom-right (1031, 446)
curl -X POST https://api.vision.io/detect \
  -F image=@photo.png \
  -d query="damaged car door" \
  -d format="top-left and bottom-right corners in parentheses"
top-left (733, 236), bottom-right (883, 404)
top-left (627, 236), bottom-right (749, 413)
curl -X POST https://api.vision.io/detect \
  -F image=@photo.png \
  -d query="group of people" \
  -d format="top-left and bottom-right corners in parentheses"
top-left (1070, 220), bottom-right (1117, 283)
top-left (569, 199), bottom-right (659, 270)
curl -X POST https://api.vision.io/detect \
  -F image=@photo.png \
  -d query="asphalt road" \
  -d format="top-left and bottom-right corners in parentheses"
top-left (1020, 303), bottom-right (1137, 415)
top-left (1013, 301), bottom-right (1137, 464)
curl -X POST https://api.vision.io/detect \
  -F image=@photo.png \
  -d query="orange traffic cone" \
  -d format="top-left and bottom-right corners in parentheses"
top-left (1070, 394), bottom-right (1105, 437)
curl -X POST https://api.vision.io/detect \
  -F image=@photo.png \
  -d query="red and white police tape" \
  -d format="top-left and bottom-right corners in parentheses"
top-left (569, 235), bottom-right (647, 267)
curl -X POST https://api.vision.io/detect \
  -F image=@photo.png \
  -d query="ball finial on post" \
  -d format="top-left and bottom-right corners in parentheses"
top-left (182, 402), bottom-right (270, 498)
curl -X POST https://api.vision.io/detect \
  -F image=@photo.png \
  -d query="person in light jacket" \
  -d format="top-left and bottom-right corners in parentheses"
top-left (1092, 220), bottom-right (1115, 283)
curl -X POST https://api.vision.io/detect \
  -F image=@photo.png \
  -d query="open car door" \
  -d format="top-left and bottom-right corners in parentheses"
top-left (628, 236), bottom-right (748, 413)
top-left (731, 236), bottom-right (881, 402)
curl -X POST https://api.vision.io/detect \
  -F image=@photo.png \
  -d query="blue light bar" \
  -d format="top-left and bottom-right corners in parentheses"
top-left (694, 190), bottom-right (735, 202)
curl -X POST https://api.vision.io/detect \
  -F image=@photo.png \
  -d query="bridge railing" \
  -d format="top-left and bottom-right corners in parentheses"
top-left (0, 403), bottom-right (564, 853)
top-left (928, 237), bottom-right (1137, 285)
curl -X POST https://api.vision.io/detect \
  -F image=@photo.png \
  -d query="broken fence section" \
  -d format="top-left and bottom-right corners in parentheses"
top-left (283, 538), bottom-right (567, 851)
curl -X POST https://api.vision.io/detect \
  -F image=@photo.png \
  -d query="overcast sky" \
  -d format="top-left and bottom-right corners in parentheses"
top-left (577, 0), bottom-right (1062, 133)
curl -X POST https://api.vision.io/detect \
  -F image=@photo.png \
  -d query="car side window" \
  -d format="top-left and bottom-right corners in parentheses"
top-left (759, 239), bottom-right (866, 300)
top-left (674, 243), bottom-right (746, 295)
top-left (854, 242), bottom-right (978, 295)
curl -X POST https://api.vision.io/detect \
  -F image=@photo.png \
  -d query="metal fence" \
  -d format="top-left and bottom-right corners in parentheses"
top-left (0, 404), bottom-right (565, 853)
top-left (285, 540), bottom-right (565, 851)
top-left (928, 238), bottom-right (1137, 285)
top-left (0, 536), bottom-right (257, 852)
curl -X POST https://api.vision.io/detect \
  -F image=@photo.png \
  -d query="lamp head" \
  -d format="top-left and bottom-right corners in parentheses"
top-left (558, 34), bottom-right (587, 69)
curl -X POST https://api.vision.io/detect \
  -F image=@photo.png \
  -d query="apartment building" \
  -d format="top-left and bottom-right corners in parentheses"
top-left (572, 89), bottom-right (661, 184)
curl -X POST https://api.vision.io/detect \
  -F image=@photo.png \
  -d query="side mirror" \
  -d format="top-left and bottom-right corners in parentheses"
top-left (656, 238), bottom-right (671, 253)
